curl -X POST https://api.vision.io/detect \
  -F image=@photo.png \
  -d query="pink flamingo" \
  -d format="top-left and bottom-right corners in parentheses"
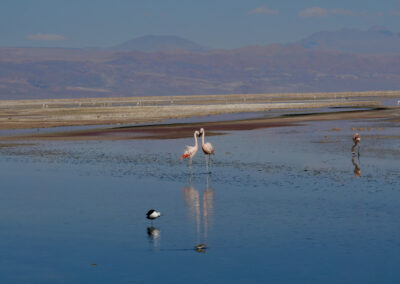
top-left (181, 130), bottom-right (200, 166)
top-left (199, 128), bottom-right (214, 172)
top-left (352, 133), bottom-right (361, 157)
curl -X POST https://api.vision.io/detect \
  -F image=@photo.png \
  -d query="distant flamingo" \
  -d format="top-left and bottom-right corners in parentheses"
top-left (352, 133), bottom-right (361, 157)
top-left (181, 130), bottom-right (200, 166)
top-left (199, 128), bottom-right (214, 173)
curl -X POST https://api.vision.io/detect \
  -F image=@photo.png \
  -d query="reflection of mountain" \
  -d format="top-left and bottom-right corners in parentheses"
top-left (182, 174), bottom-right (215, 242)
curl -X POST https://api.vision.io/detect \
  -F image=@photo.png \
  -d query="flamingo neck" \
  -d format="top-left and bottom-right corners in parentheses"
top-left (201, 131), bottom-right (205, 146)
top-left (194, 132), bottom-right (198, 148)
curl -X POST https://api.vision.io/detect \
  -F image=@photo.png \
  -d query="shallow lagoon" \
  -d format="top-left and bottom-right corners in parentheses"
top-left (0, 118), bottom-right (399, 283)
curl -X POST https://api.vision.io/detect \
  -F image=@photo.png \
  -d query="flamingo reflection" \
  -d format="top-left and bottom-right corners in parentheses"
top-left (352, 157), bottom-right (361, 177)
top-left (182, 173), bottom-right (215, 247)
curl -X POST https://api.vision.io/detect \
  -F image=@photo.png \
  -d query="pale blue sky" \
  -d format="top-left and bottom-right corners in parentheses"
top-left (1, 0), bottom-right (400, 48)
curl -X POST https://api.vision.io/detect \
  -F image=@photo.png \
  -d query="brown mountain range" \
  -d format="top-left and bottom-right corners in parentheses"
top-left (1, 34), bottom-right (400, 99)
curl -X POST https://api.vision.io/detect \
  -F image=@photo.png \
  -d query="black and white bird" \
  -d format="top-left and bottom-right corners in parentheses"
top-left (146, 209), bottom-right (161, 222)
top-left (194, 243), bottom-right (207, 253)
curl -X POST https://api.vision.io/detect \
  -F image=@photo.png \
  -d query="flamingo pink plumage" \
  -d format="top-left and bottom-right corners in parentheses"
top-left (352, 133), bottom-right (361, 156)
top-left (181, 130), bottom-right (200, 162)
top-left (199, 128), bottom-right (214, 172)
top-left (353, 133), bottom-right (361, 145)
top-left (199, 128), bottom-right (214, 155)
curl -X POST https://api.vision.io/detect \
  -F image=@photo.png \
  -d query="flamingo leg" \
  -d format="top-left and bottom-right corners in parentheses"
top-left (205, 155), bottom-right (209, 174)
top-left (189, 169), bottom-right (193, 184)
top-left (189, 158), bottom-right (193, 177)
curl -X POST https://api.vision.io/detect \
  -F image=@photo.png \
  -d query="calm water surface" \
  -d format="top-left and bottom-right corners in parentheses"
top-left (0, 119), bottom-right (399, 283)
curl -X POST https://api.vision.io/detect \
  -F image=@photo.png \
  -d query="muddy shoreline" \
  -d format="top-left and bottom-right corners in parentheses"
top-left (1, 107), bottom-right (399, 141)
top-left (0, 91), bottom-right (399, 142)
top-left (2, 91), bottom-right (399, 130)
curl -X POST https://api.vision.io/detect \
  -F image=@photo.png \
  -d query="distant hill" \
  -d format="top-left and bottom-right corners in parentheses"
top-left (297, 27), bottom-right (400, 54)
top-left (1, 44), bottom-right (400, 99)
top-left (111, 35), bottom-right (209, 52)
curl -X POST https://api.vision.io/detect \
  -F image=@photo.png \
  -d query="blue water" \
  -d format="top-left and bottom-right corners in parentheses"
top-left (0, 119), bottom-right (399, 283)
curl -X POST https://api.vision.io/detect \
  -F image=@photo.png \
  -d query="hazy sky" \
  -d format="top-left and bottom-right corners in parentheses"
top-left (1, 0), bottom-right (400, 48)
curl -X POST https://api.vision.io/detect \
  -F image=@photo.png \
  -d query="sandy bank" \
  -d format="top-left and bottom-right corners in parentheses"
top-left (1, 90), bottom-right (397, 130)
top-left (0, 91), bottom-right (399, 141)
top-left (1, 107), bottom-right (399, 141)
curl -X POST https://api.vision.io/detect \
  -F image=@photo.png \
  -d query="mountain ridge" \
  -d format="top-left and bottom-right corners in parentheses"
top-left (1, 28), bottom-right (400, 99)
top-left (296, 27), bottom-right (400, 54)
top-left (110, 35), bottom-right (209, 52)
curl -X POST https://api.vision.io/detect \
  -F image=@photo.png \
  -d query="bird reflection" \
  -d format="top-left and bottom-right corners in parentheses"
top-left (147, 226), bottom-right (161, 249)
top-left (352, 157), bottom-right (361, 177)
top-left (202, 174), bottom-right (215, 240)
top-left (182, 173), bottom-right (215, 250)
